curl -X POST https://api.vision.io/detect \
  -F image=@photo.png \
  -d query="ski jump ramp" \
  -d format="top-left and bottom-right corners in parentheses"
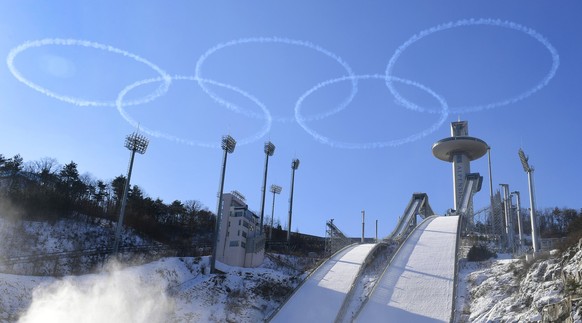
top-left (355, 215), bottom-right (459, 322)
top-left (270, 243), bottom-right (376, 322)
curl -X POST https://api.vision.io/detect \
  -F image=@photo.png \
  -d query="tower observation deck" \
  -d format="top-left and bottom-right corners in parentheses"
top-left (432, 121), bottom-right (488, 210)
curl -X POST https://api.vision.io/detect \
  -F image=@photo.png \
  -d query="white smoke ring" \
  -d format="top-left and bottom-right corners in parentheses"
top-left (116, 75), bottom-right (272, 148)
top-left (195, 37), bottom-right (358, 123)
top-left (7, 38), bottom-right (172, 107)
top-left (294, 74), bottom-right (449, 149)
top-left (385, 18), bottom-right (560, 114)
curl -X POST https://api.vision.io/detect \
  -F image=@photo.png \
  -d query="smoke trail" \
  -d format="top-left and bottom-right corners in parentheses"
top-left (385, 18), bottom-right (560, 114)
top-left (6, 38), bottom-right (171, 107)
top-left (116, 75), bottom-right (272, 148)
top-left (194, 37), bottom-right (358, 123)
top-left (18, 261), bottom-right (174, 323)
top-left (294, 74), bottom-right (448, 149)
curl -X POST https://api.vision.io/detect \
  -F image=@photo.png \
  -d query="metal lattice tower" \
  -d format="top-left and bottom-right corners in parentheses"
top-left (491, 190), bottom-right (506, 249)
top-left (325, 219), bottom-right (352, 256)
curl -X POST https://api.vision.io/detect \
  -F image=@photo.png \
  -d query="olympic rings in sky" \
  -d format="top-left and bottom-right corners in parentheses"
top-left (194, 37), bottom-right (358, 123)
top-left (294, 74), bottom-right (449, 149)
top-left (116, 75), bottom-right (272, 148)
top-left (385, 18), bottom-right (560, 114)
top-left (6, 19), bottom-right (559, 149)
top-left (6, 38), bottom-right (172, 107)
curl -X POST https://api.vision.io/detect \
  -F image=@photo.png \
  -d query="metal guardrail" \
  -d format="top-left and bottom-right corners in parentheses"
top-left (0, 243), bottom-right (211, 270)
top-left (451, 213), bottom-right (463, 323)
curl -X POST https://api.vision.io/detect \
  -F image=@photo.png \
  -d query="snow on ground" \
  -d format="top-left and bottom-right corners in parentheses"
top-left (0, 255), bottom-right (308, 323)
top-left (0, 215), bottom-right (157, 275)
top-left (355, 216), bottom-right (458, 322)
top-left (456, 241), bottom-right (582, 322)
top-left (270, 243), bottom-right (375, 323)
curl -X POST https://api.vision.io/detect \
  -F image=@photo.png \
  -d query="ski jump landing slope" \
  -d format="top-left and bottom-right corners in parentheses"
top-left (270, 243), bottom-right (376, 323)
top-left (356, 216), bottom-right (459, 323)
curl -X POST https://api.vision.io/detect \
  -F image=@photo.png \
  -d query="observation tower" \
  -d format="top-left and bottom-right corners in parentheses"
top-left (432, 121), bottom-right (488, 210)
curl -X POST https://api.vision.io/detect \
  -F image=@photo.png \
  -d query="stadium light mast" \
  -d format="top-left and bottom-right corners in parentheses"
top-left (269, 184), bottom-right (282, 240)
top-left (113, 132), bottom-right (149, 255)
top-left (259, 142), bottom-right (275, 234)
top-left (211, 135), bottom-right (236, 274)
top-left (519, 148), bottom-right (540, 252)
top-left (287, 158), bottom-right (300, 243)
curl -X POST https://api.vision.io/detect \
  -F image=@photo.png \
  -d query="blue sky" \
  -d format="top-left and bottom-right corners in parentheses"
top-left (1, 1), bottom-right (580, 238)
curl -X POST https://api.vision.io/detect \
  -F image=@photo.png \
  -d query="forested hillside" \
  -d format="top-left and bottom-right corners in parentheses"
top-left (0, 154), bottom-right (215, 251)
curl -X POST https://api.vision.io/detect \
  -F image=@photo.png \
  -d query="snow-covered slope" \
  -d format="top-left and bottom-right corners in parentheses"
top-left (457, 241), bottom-right (582, 322)
top-left (0, 255), bottom-right (308, 322)
top-left (0, 215), bottom-right (158, 275)
top-left (355, 216), bottom-right (458, 322)
top-left (270, 243), bottom-right (376, 322)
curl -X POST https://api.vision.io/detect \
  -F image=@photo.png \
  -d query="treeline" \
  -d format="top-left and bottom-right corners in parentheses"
top-left (538, 207), bottom-right (581, 237)
top-left (0, 154), bottom-right (215, 248)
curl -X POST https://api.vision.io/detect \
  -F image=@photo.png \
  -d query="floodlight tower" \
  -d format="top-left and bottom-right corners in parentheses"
top-left (113, 132), bottom-right (149, 255)
top-left (518, 149), bottom-right (541, 252)
top-left (211, 135), bottom-right (236, 274)
top-left (287, 158), bottom-right (300, 243)
top-left (259, 141), bottom-right (276, 234)
top-left (269, 184), bottom-right (282, 240)
top-left (432, 121), bottom-right (488, 211)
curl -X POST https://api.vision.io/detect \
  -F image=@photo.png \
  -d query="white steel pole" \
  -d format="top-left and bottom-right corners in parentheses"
top-left (361, 210), bottom-right (365, 243)
top-left (512, 191), bottom-right (524, 247)
top-left (527, 170), bottom-right (540, 252)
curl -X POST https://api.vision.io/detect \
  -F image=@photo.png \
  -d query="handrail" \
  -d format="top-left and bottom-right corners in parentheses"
top-left (450, 213), bottom-right (463, 323)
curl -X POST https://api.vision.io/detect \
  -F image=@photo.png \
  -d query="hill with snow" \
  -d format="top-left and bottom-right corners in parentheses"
top-left (1, 214), bottom-right (581, 322)
top-left (457, 243), bottom-right (582, 322)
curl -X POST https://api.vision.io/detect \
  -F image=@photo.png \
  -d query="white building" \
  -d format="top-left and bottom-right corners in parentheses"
top-left (216, 192), bottom-right (265, 268)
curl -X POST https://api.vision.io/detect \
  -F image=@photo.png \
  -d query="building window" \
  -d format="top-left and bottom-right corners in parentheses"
top-left (229, 240), bottom-right (239, 247)
top-left (239, 219), bottom-right (241, 225)
top-left (241, 242), bottom-right (246, 249)
top-left (242, 231), bottom-right (247, 238)
top-left (238, 230), bottom-right (240, 236)
top-left (242, 220), bottom-right (250, 229)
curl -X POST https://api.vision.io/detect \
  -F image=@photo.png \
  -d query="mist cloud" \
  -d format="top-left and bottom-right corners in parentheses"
top-left (18, 262), bottom-right (174, 323)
